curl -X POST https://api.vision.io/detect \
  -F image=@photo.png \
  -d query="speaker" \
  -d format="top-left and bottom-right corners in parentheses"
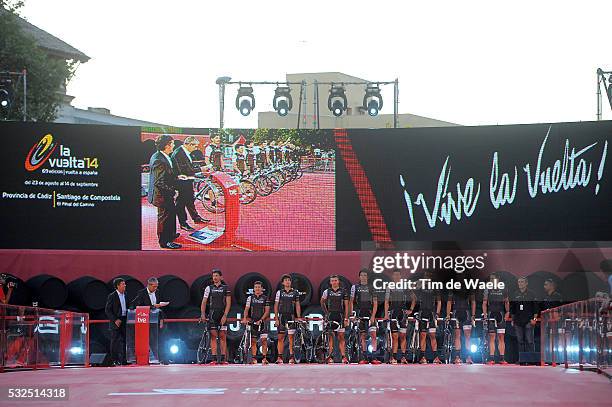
top-left (519, 352), bottom-right (541, 364)
top-left (90, 353), bottom-right (112, 367)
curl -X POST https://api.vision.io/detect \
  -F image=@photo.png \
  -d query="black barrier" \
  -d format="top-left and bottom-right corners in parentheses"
top-left (274, 273), bottom-right (313, 308)
top-left (158, 275), bottom-right (189, 310)
top-left (190, 274), bottom-right (213, 307)
top-left (234, 272), bottom-right (272, 306)
top-left (107, 275), bottom-right (144, 306)
top-left (26, 274), bottom-right (67, 308)
top-left (67, 276), bottom-right (110, 311)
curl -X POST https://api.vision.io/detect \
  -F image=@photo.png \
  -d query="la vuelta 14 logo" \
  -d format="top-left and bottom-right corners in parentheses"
top-left (24, 133), bottom-right (58, 171)
top-left (24, 133), bottom-right (99, 172)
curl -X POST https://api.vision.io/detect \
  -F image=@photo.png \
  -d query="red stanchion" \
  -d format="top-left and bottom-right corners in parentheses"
top-left (59, 311), bottom-right (73, 368)
top-left (210, 171), bottom-right (240, 246)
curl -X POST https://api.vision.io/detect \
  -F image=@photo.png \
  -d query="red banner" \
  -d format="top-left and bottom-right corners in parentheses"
top-left (135, 306), bottom-right (150, 365)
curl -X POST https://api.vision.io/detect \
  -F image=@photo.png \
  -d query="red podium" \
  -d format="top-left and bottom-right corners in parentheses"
top-left (126, 307), bottom-right (160, 365)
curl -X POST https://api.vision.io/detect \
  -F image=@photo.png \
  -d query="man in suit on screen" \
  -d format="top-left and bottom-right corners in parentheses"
top-left (171, 136), bottom-right (209, 231)
top-left (147, 135), bottom-right (182, 249)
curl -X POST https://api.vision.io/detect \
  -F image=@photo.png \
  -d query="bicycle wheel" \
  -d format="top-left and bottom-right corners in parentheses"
top-left (314, 333), bottom-right (328, 364)
top-left (269, 172), bottom-right (283, 192)
top-left (254, 176), bottom-right (273, 196)
top-left (292, 330), bottom-right (304, 364)
top-left (346, 330), bottom-right (359, 363)
top-left (197, 182), bottom-right (226, 214)
top-left (440, 328), bottom-right (452, 363)
top-left (197, 330), bottom-right (211, 364)
top-left (383, 327), bottom-right (393, 363)
top-left (239, 180), bottom-right (257, 205)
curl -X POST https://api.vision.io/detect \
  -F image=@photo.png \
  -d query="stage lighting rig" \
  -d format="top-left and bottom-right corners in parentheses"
top-left (273, 85), bottom-right (293, 117)
top-left (328, 84), bottom-right (347, 117)
top-left (363, 84), bottom-right (383, 116)
top-left (235, 85), bottom-right (255, 116)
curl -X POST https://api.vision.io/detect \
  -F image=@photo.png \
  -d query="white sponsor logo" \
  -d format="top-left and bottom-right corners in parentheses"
top-left (109, 388), bottom-right (227, 396)
top-left (242, 387), bottom-right (417, 395)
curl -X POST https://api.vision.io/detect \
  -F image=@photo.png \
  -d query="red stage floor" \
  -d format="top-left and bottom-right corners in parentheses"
top-left (1, 364), bottom-right (610, 406)
top-left (141, 172), bottom-right (335, 251)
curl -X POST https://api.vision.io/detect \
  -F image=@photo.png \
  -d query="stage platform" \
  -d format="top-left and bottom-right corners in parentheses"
top-left (1, 364), bottom-right (611, 406)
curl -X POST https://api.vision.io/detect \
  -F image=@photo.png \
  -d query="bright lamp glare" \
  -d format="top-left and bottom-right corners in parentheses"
top-left (70, 346), bottom-right (83, 355)
top-left (170, 345), bottom-right (179, 354)
top-left (470, 344), bottom-right (478, 353)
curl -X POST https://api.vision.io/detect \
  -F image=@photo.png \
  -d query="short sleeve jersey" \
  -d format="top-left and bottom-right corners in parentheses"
top-left (322, 287), bottom-right (348, 313)
top-left (275, 288), bottom-right (299, 316)
top-left (203, 283), bottom-right (231, 311)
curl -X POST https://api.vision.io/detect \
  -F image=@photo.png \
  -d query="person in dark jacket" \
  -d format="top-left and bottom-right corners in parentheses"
top-left (170, 136), bottom-right (209, 231)
top-left (511, 277), bottom-right (539, 354)
top-left (147, 135), bottom-right (182, 249)
top-left (105, 278), bottom-right (127, 366)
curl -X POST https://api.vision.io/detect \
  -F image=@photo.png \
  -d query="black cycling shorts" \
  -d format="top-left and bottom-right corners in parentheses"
top-left (488, 311), bottom-right (506, 333)
top-left (250, 321), bottom-right (268, 338)
top-left (208, 309), bottom-right (227, 331)
top-left (388, 309), bottom-right (408, 334)
top-left (326, 311), bottom-right (346, 333)
top-left (356, 311), bottom-right (376, 333)
top-left (277, 313), bottom-right (296, 334)
top-left (454, 309), bottom-right (473, 330)
top-left (419, 310), bottom-right (437, 333)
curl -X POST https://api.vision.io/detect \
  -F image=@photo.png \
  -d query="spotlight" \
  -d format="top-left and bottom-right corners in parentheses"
top-left (235, 85), bottom-right (255, 116)
top-left (328, 84), bottom-right (347, 117)
top-left (0, 79), bottom-right (13, 110)
top-left (470, 344), bottom-right (478, 353)
top-left (273, 86), bottom-right (292, 117)
top-left (70, 346), bottom-right (83, 355)
top-left (170, 345), bottom-right (179, 354)
top-left (363, 84), bottom-right (383, 116)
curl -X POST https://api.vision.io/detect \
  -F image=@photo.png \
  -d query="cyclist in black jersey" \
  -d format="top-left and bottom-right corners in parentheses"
top-left (274, 274), bottom-right (301, 364)
top-left (349, 269), bottom-right (379, 364)
top-left (199, 269), bottom-right (231, 364)
top-left (320, 275), bottom-right (350, 364)
top-left (384, 269), bottom-right (417, 364)
top-left (415, 271), bottom-right (442, 364)
top-left (241, 281), bottom-right (270, 365)
top-left (482, 273), bottom-right (510, 364)
top-left (446, 286), bottom-right (476, 364)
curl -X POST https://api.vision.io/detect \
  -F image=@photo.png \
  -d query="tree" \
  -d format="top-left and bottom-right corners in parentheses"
top-left (0, 1), bottom-right (78, 121)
